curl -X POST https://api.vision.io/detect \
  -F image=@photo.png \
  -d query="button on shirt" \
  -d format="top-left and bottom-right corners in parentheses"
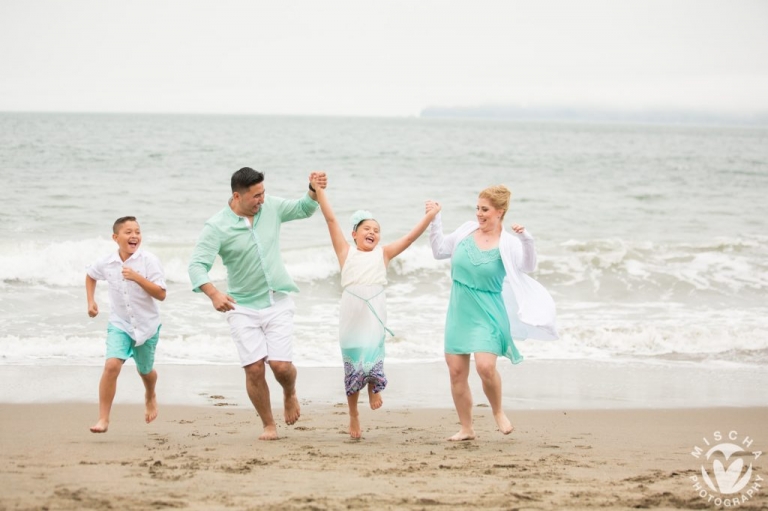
top-left (188, 194), bottom-right (318, 310)
top-left (87, 249), bottom-right (166, 346)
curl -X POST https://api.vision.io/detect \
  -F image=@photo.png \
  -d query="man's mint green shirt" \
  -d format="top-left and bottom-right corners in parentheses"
top-left (188, 194), bottom-right (318, 310)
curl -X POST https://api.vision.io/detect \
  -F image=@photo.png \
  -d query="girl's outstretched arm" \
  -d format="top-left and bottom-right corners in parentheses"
top-left (312, 174), bottom-right (350, 268)
top-left (382, 201), bottom-right (441, 265)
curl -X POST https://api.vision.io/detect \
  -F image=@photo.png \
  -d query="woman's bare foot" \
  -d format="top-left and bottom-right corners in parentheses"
top-left (494, 412), bottom-right (514, 435)
top-left (349, 413), bottom-right (362, 439)
top-left (258, 424), bottom-right (279, 441)
top-left (367, 385), bottom-right (383, 410)
top-left (447, 429), bottom-right (476, 441)
top-left (90, 419), bottom-right (109, 433)
top-left (284, 392), bottom-right (301, 425)
top-left (145, 393), bottom-right (158, 424)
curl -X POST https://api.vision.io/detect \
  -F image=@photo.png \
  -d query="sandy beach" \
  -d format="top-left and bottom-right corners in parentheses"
top-left (1, 363), bottom-right (767, 510)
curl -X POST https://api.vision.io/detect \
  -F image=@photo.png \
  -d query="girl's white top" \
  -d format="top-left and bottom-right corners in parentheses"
top-left (341, 245), bottom-right (388, 288)
top-left (429, 213), bottom-right (558, 341)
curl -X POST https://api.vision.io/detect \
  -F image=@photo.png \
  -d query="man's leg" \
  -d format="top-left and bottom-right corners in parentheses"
top-left (244, 359), bottom-right (279, 440)
top-left (269, 361), bottom-right (300, 425)
top-left (91, 358), bottom-right (124, 433)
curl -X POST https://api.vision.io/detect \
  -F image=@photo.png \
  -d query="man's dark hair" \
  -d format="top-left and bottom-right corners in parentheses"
top-left (113, 216), bottom-right (138, 234)
top-left (231, 167), bottom-right (265, 193)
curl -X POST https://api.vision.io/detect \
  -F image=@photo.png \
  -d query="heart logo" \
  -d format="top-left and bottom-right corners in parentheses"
top-left (712, 458), bottom-right (753, 494)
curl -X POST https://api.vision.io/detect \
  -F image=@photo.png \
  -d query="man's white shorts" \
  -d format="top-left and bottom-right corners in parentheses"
top-left (225, 296), bottom-right (295, 367)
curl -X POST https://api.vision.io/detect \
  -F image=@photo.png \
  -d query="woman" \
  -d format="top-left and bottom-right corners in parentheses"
top-left (427, 185), bottom-right (557, 441)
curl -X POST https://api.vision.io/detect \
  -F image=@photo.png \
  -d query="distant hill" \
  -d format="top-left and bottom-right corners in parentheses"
top-left (420, 105), bottom-right (768, 126)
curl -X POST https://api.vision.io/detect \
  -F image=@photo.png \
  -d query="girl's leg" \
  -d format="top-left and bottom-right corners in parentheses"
top-left (347, 392), bottom-right (362, 439)
top-left (474, 352), bottom-right (513, 434)
top-left (445, 353), bottom-right (475, 441)
top-left (367, 383), bottom-right (383, 410)
top-left (90, 358), bottom-right (124, 433)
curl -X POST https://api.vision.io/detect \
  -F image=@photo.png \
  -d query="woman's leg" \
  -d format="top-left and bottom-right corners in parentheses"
top-left (445, 353), bottom-right (475, 440)
top-left (474, 352), bottom-right (513, 434)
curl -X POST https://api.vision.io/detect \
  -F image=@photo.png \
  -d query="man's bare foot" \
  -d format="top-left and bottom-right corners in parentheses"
top-left (145, 393), bottom-right (158, 424)
top-left (494, 412), bottom-right (514, 435)
top-left (258, 424), bottom-right (279, 441)
top-left (284, 392), bottom-right (301, 425)
top-left (349, 414), bottom-right (362, 439)
top-left (367, 386), bottom-right (383, 410)
top-left (447, 429), bottom-right (476, 441)
top-left (90, 420), bottom-right (109, 433)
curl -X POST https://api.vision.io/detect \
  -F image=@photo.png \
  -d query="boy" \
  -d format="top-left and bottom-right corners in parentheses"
top-left (85, 216), bottom-right (167, 433)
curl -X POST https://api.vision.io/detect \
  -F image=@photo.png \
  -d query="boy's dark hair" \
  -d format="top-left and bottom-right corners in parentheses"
top-left (231, 167), bottom-right (265, 193)
top-left (113, 216), bottom-right (138, 234)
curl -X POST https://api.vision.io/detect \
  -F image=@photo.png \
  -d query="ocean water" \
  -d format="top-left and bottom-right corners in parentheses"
top-left (1, 112), bottom-right (766, 369)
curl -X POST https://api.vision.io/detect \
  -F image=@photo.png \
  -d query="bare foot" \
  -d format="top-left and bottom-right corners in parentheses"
top-left (284, 392), bottom-right (301, 425)
top-left (145, 393), bottom-right (158, 424)
top-left (367, 386), bottom-right (383, 410)
top-left (494, 412), bottom-right (514, 435)
top-left (258, 425), bottom-right (279, 441)
top-left (90, 420), bottom-right (109, 433)
top-left (447, 429), bottom-right (476, 441)
top-left (349, 414), bottom-right (362, 439)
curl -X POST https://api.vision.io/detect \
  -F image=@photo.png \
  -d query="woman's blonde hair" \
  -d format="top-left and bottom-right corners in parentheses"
top-left (478, 185), bottom-right (512, 219)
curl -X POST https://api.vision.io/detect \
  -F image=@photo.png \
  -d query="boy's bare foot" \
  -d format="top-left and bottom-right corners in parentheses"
top-left (367, 386), bottom-right (383, 410)
top-left (284, 392), bottom-right (300, 425)
top-left (447, 429), bottom-right (476, 441)
top-left (90, 420), bottom-right (109, 433)
top-left (145, 393), bottom-right (158, 424)
top-left (494, 412), bottom-right (514, 435)
top-left (259, 425), bottom-right (279, 441)
top-left (349, 413), bottom-right (361, 439)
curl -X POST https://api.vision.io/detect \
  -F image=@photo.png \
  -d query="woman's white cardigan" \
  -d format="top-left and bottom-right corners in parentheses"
top-left (429, 213), bottom-right (558, 341)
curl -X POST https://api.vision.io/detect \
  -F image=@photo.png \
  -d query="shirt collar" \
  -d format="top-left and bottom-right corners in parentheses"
top-left (107, 248), bottom-right (143, 264)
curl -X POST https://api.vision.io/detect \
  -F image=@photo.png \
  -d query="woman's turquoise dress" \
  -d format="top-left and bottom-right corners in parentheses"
top-left (445, 235), bottom-right (523, 363)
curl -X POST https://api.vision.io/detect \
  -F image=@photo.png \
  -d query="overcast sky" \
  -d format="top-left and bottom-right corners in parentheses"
top-left (1, 0), bottom-right (767, 117)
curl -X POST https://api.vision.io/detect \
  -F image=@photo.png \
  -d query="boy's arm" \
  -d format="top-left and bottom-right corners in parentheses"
top-left (312, 175), bottom-right (349, 268)
top-left (382, 202), bottom-right (441, 265)
top-left (121, 267), bottom-right (167, 301)
top-left (85, 274), bottom-right (99, 317)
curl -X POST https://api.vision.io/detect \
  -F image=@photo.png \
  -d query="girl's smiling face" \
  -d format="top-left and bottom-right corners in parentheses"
top-left (352, 220), bottom-right (381, 251)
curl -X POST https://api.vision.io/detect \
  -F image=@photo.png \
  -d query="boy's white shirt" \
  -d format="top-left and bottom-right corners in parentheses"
top-left (87, 248), bottom-right (166, 346)
top-left (429, 213), bottom-right (558, 341)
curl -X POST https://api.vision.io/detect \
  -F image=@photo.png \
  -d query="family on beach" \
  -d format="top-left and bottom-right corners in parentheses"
top-left (85, 168), bottom-right (558, 441)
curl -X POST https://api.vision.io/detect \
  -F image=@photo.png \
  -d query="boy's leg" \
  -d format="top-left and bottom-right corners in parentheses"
top-left (91, 357), bottom-right (124, 433)
top-left (134, 327), bottom-right (160, 424)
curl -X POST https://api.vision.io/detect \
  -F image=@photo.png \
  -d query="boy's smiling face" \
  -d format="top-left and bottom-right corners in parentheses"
top-left (113, 220), bottom-right (142, 260)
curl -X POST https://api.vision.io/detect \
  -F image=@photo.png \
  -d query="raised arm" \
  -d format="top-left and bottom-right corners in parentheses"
top-left (511, 223), bottom-right (537, 273)
top-left (382, 201), bottom-right (441, 265)
top-left (311, 174), bottom-right (349, 268)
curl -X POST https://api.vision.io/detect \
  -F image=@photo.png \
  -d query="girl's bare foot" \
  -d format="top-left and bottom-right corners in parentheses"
top-left (494, 412), bottom-right (514, 435)
top-left (90, 419), bottom-right (109, 433)
top-left (349, 413), bottom-right (362, 439)
top-left (367, 385), bottom-right (383, 410)
top-left (447, 429), bottom-right (476, 441)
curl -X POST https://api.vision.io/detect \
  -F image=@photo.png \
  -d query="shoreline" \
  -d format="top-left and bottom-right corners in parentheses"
top-left (3, 358), bottom-right (767, 409)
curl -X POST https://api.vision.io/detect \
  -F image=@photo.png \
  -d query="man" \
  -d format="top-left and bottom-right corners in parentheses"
top-left (188, 167), bottom-right (326, 440)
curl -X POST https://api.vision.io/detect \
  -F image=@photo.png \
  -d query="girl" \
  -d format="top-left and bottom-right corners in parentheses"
top-left (311, 176), bottom-right (440, 439)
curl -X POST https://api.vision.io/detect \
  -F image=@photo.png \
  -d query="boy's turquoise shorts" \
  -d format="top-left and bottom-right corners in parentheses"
top-left (105, 324), bottom-right (160, 375)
